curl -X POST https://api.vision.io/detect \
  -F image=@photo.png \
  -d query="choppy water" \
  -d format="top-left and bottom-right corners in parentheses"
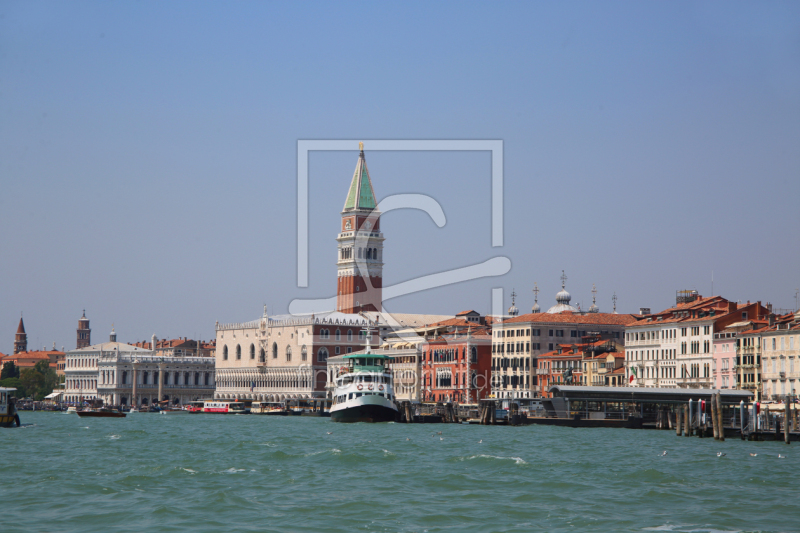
top-left (2, 412), bottom-right (798, 533)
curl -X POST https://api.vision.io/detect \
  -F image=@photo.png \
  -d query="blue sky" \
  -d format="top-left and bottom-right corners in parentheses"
top-left (2, 1), bottom-right (799, 351)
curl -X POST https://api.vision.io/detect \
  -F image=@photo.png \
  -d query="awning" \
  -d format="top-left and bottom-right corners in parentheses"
top-left (44, 391), bottom-right (63, 400)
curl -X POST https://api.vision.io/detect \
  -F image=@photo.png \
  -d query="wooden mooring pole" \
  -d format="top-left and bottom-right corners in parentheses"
top-left (711, 394), bottom-right (719, 440)
top-left (716, 392), bottom-right (725, 442)
top-left (683, 404), bottom-right (690, 437)
top-left (785, 400), bottom-right (791, 445)
top-left (676, 407), bottom-right (682, 436)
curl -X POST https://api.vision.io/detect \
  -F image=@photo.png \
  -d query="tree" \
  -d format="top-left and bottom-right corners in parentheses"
top-left (19, 360), bottom-right (58, 401)
top-left (0, 377), bottom-right (26, 399)
top-left (1, 361), bottom-right (20, 380)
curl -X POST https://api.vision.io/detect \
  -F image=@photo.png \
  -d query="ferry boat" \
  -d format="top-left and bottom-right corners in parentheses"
top-left (250, 401), bottom-right (290, 415)
top-left (186, 401), bottom-right (205, 413)
top-left (330, 348), bottom-right (398, 423)
top-left (202, 400), bottom-right (246, 414)
top-left (0, 387), bottom-right (21, 427)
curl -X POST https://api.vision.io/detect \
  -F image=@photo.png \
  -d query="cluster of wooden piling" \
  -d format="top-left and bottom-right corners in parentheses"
top-left (478, 400), bottom-right (497, 425)
top-left (675, 392), bottom-right (725, 440)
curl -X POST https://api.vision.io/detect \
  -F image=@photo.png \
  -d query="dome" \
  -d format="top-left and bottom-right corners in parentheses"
top-left (531, 302), bottom-right (541, 313)
top-left (546, 302), bottom-right (579, 314)
top-left (547, 270), bottom-right (578, 314)
top-left (589, 303), bottom-right (599, 313)
top-left (556, 289), bottom-right (571, 304)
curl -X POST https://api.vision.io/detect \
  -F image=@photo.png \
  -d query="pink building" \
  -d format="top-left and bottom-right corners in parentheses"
top-left (713, 318), bottom-right (768, 389)
top-left (713, 329), bottom-right (738, 389)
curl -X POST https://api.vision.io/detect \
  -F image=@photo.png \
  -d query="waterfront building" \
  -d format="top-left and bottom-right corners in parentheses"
top-left (419, 323), bottom-right (492, 403)
top-left (624, 292), bottom-right (769, 389)
top-left (214, 307), bottom-right (371, 401)
top-left (535, 337), bottom-right (624, 397)
top-left (760, 311), bottom-right (800, 400)
top-left (537, 347), bottom-right (583, 398)
top-left (337, 143), bottom-right (383, 314)
top-left (580, 340), bottom-right (625, 387)
top-left (713, 317), bottom-right (768, 390)
top-left (65, 329), bottom-right (215, 405)
top-left (492, 306), bottom-right (637, 399)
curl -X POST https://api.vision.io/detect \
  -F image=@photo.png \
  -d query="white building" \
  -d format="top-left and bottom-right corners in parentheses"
top-left (624, 294), bottom-right (769, 390)
top-left (760, 311), bottom-right (800, 400)
top-left (65, 330), bottom-right (215, 406)
top-left (493, 280), bottom-right (637, 399)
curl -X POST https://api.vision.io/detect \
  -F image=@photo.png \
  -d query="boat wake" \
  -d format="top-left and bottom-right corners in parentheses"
top-left (460, 454), bottom-right (527, 465)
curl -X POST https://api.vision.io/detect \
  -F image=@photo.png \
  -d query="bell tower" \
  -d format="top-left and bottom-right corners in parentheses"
top-left (336, 143), bottom-right (383, 314)
top-left (14, 316), bottom-right (27, 354)
top-left (77, 310), bottom-right (91, 349)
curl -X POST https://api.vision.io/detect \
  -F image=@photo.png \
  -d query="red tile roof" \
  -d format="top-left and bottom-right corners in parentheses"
top-left (502, 312), bottom-right (640, 326)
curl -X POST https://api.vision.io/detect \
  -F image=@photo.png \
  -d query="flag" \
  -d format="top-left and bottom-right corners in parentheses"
top-left (629, 367), bottom-right (637, 383)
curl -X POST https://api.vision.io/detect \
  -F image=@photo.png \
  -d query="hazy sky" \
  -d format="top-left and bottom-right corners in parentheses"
top-left (2, 1), bottom-right (799, 353)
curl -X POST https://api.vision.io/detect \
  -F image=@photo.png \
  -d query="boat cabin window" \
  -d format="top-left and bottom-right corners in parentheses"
top-left (348, 393), bottom-right (353, 400)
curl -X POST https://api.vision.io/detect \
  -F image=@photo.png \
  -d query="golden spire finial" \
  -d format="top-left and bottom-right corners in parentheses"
top-left (359, 141), bottom-right (364, 151)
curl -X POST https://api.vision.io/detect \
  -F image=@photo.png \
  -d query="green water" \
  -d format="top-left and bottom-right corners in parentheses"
top-left (1, 412), bottom-right (797, 533)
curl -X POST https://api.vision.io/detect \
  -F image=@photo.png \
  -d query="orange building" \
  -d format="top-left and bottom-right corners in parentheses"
top-left (419, 318), bottom-right (493, 403)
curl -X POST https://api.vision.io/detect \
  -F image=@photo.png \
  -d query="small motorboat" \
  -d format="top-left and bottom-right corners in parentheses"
top-left (77, 408), bottom-right (126, 418)
top-left (65, 406), bottom-right (78, 415)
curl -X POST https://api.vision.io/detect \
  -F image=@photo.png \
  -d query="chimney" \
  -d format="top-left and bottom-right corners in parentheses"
top-left (769, 314), bottom-right (775, 326)
top-left (639, 308), bottom-right (651, 316)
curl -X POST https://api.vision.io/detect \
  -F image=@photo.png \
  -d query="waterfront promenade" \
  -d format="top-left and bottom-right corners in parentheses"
top-left (2, 412), bottom-right (798, 533)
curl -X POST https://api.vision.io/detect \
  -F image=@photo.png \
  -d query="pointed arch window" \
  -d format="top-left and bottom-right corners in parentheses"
top-left (272, 342), bottom-right (278, 359)
top-left (301, 345), bottom-right (308, 361)
top-left (348, 330), bottom-right (353, 342)
top-left (286, 346), bottom-right (292, 362)
top-left (259, 348), bottom-right (265, 363)
top-left (236, 345), bottom-right (241, 360)
top-left (318, 347), bottom-right (329, 362)
top-left (335, 330), bottom-right (341, 341)
top-left (250, 344), bottom-right (255, 360)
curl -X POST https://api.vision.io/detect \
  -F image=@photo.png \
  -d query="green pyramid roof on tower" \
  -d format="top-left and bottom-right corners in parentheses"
top-left (343, 146), bottom-right (377, 211)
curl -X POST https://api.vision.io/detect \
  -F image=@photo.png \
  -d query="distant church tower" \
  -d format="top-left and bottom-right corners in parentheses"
top-left (14, 317), bottom-right (27, 354)
top-left (336, 143), bottom-right (383, 314)
top-left (77, 310), bottom-right (91, 349)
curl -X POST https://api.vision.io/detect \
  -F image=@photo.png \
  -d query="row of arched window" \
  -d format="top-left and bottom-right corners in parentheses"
top-left (319, 329), bottom-right (354, 341)
top-left (217, 374), bottom-right (313, 390)
top-left (222, 343), bottom-right (326, 362)
top-left (340, 247), bottom-right (381, 261)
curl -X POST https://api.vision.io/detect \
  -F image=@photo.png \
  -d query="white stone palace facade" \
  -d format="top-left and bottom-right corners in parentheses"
top-left (214, 308), bottom-right (371, 401)
top-left (64, 332), bottom-right (215, 405)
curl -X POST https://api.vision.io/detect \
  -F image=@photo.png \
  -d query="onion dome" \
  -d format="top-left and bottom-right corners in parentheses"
top-left (508, 289), bottom-right (519, 316)
top-left (547, 270), bottom-right (579, 314)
